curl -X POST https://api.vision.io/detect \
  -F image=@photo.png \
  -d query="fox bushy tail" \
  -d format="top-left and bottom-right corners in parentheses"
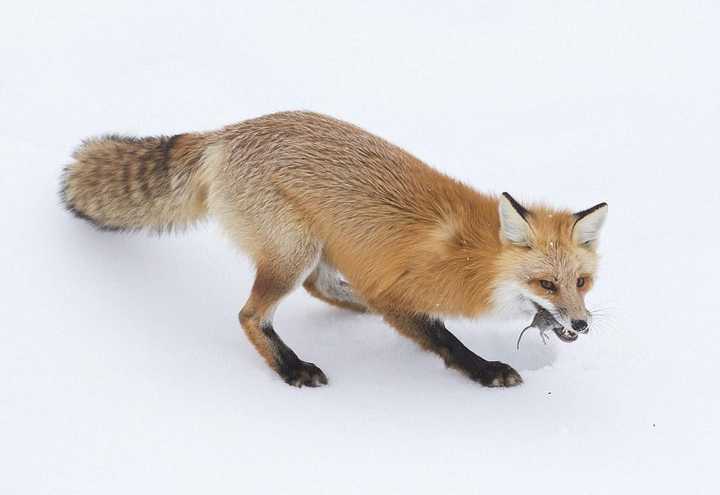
top-left (60, 133), bottom-right (213, 232)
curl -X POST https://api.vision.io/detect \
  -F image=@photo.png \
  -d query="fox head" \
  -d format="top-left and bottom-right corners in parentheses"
top-left (493, 192), bottom-right (608, 340)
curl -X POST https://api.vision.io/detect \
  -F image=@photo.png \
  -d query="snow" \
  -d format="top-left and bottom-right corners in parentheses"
top-left (2, 1), bottom-right (719, 493)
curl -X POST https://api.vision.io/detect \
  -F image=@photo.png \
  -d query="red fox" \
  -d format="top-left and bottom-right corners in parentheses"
top-left (61, 111), bottom-right (607, 388)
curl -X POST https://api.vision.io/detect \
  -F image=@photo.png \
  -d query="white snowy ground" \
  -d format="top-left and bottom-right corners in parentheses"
top-left (2, 1), bottom-right (719, 493)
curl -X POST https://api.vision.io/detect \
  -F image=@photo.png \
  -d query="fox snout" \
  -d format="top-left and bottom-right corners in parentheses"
top-left (571, 319), bottom-right (589, 333)
top-left (561, 306), bottom-right (591, 334)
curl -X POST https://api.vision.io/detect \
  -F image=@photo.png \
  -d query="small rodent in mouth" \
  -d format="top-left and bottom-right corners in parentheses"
top-left (516, 307), bottom-right (564, 350)
top-left (532, 307), bottom-right (563, 332)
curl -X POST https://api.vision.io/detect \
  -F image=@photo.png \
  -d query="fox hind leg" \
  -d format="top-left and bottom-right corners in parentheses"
top-left (303, 260), bottom-right (367, 313)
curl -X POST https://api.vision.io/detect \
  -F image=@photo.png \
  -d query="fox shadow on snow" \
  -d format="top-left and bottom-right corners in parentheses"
top-left (62, 222), bottom-right (558, 383)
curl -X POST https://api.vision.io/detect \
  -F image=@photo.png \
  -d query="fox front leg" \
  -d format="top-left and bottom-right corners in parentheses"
top-left (383, 313), bottom-right (522, 387)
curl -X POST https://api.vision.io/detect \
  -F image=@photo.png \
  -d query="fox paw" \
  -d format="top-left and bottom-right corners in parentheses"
top-left (471, 361), bottom-right (523, 387)
top-left (280, 361), bottom-right (328, 388)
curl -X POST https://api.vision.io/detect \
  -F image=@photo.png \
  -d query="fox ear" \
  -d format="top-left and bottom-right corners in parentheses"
top-left (499, 192), bottom-right (532, 246)
top-left (572, 203), bottom-right (608, 247)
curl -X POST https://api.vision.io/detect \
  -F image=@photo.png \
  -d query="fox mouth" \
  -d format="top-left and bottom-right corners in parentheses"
top-left (517, 303), bottom-right (582, 349)
top-left (553, 326), bottom-right (578, 343)
top-left (532, 303), bottom-right (579, 343)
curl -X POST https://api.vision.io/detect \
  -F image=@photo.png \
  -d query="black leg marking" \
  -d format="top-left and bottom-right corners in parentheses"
top-left (413, 315), bottom-right (522, 387)
top-left (260, 323), bottom-right (328, 387)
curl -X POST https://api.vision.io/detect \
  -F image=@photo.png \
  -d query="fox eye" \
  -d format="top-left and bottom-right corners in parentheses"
top-left (540, 280), bottom-right (557, 292)
top-left (577, 277), bottom-right (586, 288)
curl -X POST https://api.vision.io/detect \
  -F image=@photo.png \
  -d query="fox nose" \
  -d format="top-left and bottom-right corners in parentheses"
top-left (571, 319), bottom-right (588, 332)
